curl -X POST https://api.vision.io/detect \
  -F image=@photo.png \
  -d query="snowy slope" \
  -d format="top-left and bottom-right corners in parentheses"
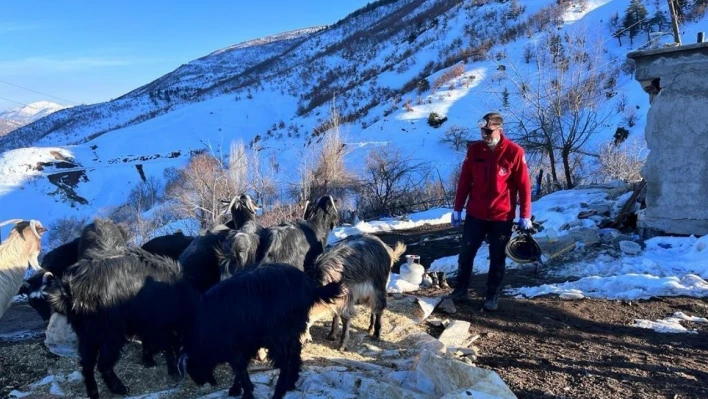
top-left (0, 101), bottom-right (67, 136)
top-left (0, 0), bottom-right (706, 246)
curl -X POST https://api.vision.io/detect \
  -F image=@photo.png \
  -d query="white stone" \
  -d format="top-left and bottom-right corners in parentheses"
top-left (44, 313), bottom-right (79, 358)
top-left (414, 350), bottom-right (517, 398)
top-left (438, 320), bottom-right (471, 349)
top-left (415, 296), bottom-right (442, 322)
top-left (438, 299), bottom-right (457, 314)
top-left (441, 387), bottom-right (515, 398)
top-left (402, 331), bottom-right (445, 353)
top-left (619, 240), bottom-right (642, 255)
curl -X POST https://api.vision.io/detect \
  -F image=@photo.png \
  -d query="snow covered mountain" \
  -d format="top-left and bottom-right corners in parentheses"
top-left (0, 101), bottom-right (67, 136)
top-left (0, 0), bottom-right (706, 243)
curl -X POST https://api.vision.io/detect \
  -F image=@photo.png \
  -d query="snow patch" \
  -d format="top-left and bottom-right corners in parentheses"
top-left (632, 312), bottom-right (708, 334)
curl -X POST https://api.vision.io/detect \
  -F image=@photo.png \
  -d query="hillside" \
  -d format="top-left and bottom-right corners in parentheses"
top-left (0, 0), bottom-right (706, 243)
top-left (0, 101), bottom-right (66, 137)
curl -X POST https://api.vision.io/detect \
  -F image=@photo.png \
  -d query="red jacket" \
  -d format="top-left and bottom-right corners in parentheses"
top-left (454, 134), bottom-right (531, 221)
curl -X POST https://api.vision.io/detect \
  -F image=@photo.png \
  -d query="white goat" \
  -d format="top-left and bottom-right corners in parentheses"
top-left (0, 219), bottom-right (46, 320)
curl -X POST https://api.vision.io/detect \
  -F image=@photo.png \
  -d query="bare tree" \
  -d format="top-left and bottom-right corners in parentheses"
top-left (358, 145), bottom-right (432, 219)
top-left (46, 215), bottom-right (89, 250)
top-left (167, 151), bottom-right (235, 230)
top-left (595, 139), bottom-right (647, 183)
top-left (494, 27), bottom-right (617, 188)
top-left (300, 97), bottom-right (357, 202)
top-left (440, 125), bottom-right (472, 151)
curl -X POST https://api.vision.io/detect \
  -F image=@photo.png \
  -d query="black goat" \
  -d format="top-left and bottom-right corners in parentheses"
top-left (178, 226), bottom-right (231, 293)
top-left (180, 194), bottom-right (260, 292)
top-left (216, 220), bottom-right (262, 280)
top-left (45, 219), bottom-right (198, 398)
top-left (21, 218), bottom-right (128, 321)
top-left (178, 262), bottom-right (341, 399)
top-left (223, 194), bottom-right (259, 230)
top-left (20, 237), bottom-right (80, 320)
top-left (306, 234), bottom-right (406, 351)
top-left (141, 231), bottom-right (194, 261)
top-left (76, 218), bottom-right (130, 260)
top-left (257, 196), bottom-right (339, 272)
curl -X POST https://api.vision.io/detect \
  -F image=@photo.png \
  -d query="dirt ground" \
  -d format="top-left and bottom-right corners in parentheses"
top-left (1, 223), bottom-right (706, 399)
top-left (378, 225), bottom-right (708, 399)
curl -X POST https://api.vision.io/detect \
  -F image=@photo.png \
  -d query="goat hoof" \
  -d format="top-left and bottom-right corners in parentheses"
top-left (326, 334), bottom-right (337, 341)
top-left (241, 392), bottom-right (255, 399)
top-left (337, 345), bottom-right (348, 352)
top-left (228, 386), bottom-right (243, 397)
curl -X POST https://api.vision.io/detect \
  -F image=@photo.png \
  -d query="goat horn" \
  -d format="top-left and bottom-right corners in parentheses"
top-left (0, 219), bottom-right (24, 228)
top-left (30, 220), bottom-right (45, 240)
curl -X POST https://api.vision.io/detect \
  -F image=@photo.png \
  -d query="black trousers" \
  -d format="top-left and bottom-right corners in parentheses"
top-left (456, 216), bottom-right (514, 296)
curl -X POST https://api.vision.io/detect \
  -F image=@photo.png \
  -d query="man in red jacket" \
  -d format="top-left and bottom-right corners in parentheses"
top-left (448, 112), bottom-right (532, 311)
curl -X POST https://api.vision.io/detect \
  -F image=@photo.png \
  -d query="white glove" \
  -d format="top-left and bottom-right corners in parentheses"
top-left (518, 217), bottom-right (533, 231)
top-left (451, 211), bottom-right (463, 228)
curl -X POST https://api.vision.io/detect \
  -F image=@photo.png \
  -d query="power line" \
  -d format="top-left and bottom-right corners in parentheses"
top-left (0, 95), bottom-right (34, 108)
top-left (0, 80), bottom-right (81, 105)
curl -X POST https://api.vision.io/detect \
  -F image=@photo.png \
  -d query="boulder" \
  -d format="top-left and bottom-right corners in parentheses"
top-left (414, 350), bottom-right (517, 398)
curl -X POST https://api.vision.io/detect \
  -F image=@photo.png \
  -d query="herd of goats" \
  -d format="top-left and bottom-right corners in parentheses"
top-left (0, 194), bottom-right (408, 399)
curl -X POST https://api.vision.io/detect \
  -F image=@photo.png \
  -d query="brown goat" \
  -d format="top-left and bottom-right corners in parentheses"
top-left (0, 219), bottom-right (47, 319)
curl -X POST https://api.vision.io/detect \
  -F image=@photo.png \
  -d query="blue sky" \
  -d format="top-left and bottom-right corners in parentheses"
top-left (0, 0), bottom-right (369, 111)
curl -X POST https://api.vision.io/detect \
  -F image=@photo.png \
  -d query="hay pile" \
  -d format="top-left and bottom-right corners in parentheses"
top-left (1, 297), bottom-right (427, 398)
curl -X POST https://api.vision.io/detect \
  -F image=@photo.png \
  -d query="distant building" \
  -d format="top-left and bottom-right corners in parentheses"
top-left (627, 40), bottom-right (708, 236)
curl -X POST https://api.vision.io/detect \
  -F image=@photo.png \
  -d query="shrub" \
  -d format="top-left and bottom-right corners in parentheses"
top-left (45, 215), bottom-right (90, 251)
top-left (595, 139), bottom-right (646, 183)
top-left (427, 112), bottom-right (448, 128)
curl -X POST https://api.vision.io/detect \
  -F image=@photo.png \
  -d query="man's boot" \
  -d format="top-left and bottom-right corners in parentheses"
top-left (482, 287), bottom-right (500, 311)
top-left (429, 272), bottom-right (439, 288)
top-left (437, 272), bottom-right (449, 289)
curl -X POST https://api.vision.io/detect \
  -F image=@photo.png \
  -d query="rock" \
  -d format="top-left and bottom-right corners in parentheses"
top-left (317, 370), bottom-right (430, 399)
top-left (536, 235), bottom-right (576, 261)
top-left (415, 296), bottom-right (443, 322)
top-left (402, 332), bottom-right (446, 354)
top-left (466, 335), bottom-right (481, 345)
top-left (568, 228), bottom-right (601, 247)
top-left (438, 299), bottom-right (457, 314)
top-left (414, 350), bottom-right (517, 398)
top-left (440, 386), bottom-right (514, 398)
top-left (454, 348), bottom-right (477, 357)
top-left (393, 293), bottom-right (405, 300)
top-left (44, 313), bottom-right (78, 358)
top-left (619, 240), bottom-right (642, 255)
top-left (427, 319), bottom-right (443, 327)
top-left (438, 321), bottom-right (471, 349)
top-left (461, 357), bottom-right (476, 366)
top-left (587, 203), bottom-right (612, 216)
top-left (363, 343), bottom-right (382, 353)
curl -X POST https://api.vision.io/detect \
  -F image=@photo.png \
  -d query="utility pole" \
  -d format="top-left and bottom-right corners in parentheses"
top-left (667, 0), bottom-right (682, 45)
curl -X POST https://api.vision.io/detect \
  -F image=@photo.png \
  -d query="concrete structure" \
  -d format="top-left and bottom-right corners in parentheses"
top-left (627, 42), bottom-right (708, 236)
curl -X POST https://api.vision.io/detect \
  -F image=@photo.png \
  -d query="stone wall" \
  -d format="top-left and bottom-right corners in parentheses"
top-left (628, 42), bottom-right (708, 236)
